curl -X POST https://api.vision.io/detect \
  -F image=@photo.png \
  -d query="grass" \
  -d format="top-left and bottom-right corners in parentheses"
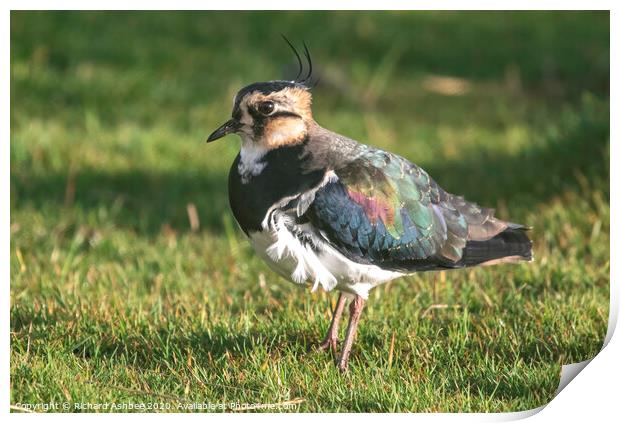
top-left (10, 11), bottom-right (610, 412)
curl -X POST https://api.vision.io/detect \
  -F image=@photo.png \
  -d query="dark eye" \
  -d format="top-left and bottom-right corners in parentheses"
top-left (257, 101), bottom-right (275, 116)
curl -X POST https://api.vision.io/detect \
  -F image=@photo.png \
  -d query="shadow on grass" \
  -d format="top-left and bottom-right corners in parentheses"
top-left (72, 325), bottom-right (319, 370)
top-left (11, 303), bottom-right (316, 365)
top-left (11, 168), bottom-right (231, 235)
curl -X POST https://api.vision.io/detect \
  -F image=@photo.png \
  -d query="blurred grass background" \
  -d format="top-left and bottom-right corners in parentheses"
top-left (10, 11), bottom-right (609, 412)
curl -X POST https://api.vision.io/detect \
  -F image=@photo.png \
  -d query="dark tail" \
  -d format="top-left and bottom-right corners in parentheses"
top-left (458, 225), bottom-right (533, 267)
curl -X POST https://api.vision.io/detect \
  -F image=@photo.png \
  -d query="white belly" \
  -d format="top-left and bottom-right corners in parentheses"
top-left (247, 220), bottom-right (403, 299)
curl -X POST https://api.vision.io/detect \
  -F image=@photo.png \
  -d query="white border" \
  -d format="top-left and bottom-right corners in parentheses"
top-left (4, 2), bottom-right (616, 421)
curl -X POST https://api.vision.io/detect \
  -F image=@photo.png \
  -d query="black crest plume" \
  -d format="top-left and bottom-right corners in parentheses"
top-left (281, 34), bottom-right (314, 86)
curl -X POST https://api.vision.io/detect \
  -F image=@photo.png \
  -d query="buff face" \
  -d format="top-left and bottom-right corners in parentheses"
top-left (234, 86), bottom-right (313, 148)
top-left (207, 81), bottom-right (314, 149)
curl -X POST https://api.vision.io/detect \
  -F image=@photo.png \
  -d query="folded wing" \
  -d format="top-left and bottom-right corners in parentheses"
top-left (306, 150), bottom-right (531, 272)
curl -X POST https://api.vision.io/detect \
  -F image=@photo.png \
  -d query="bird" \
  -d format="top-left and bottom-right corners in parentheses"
top-left (206, 38), bottom-right (533, 372)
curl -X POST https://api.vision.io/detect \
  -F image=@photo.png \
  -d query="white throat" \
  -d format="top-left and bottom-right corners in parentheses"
top-left (238, 137), bottom-right (268, 183)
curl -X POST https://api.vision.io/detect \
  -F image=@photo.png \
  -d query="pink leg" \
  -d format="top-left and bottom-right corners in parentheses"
top-left (337, 295), bottom-right (366, 372)
top-left (317, 293), bottom-right (347, 353)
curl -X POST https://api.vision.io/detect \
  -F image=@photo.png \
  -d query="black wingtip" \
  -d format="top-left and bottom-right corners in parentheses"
top-left (460, 227), bottom-right (533, 267)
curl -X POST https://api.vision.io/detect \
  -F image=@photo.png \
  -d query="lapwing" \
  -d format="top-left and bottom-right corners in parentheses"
top-left (207, 39), bottom-right (533, 372)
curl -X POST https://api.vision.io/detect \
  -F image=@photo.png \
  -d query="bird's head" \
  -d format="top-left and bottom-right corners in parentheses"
top-left (207, 80), bottom-right (314, 148)
top-left (207, 37), bottom-right (317, 150)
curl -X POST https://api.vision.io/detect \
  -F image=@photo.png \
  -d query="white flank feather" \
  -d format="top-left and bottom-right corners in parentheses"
top-left (244, 170), bottom-right (403, 298)
top-left (249, 210), bottom-right (401, 298)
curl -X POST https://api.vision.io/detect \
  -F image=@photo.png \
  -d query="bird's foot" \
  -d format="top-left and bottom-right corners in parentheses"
top-left (336, 355), bottom-right (349, 373)
top-left (316, 336), bottom-right (338, 354)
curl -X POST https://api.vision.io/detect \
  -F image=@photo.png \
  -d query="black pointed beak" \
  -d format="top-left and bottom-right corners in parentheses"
top-left (207, 119), bottom-right (240, 142)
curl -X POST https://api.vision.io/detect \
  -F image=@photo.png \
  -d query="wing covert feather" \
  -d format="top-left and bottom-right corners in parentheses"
top-left (306, 149), bottom-right (507, 270)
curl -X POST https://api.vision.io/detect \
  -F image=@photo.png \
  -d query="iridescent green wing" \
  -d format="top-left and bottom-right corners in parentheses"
top-left (308, 149), bottom-right (472, 269)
